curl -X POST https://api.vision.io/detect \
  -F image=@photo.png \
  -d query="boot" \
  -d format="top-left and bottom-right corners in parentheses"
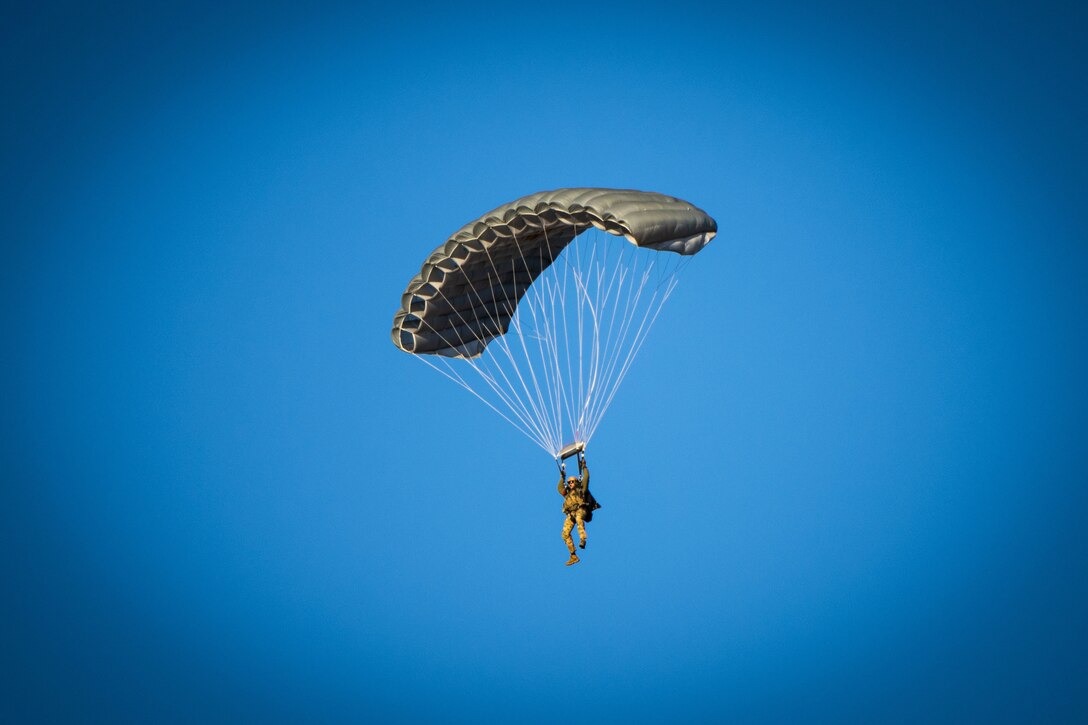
top-left (565, 553), bottom-right (580, 566)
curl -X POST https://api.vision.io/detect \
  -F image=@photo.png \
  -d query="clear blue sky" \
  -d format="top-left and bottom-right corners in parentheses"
top-left (4, 1), bottom-right (1086, 721)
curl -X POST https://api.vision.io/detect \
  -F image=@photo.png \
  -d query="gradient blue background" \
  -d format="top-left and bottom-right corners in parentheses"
top-left (4, 1), bottom-right (1086, 721)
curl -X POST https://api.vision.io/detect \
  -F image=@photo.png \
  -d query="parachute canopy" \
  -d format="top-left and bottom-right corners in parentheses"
top-left (391, 188), bottom-right (716, 359)
top-left (390, 188), bottom-right (716, 456)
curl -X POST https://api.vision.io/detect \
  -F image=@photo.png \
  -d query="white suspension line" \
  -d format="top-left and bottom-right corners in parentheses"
top-left (518, 239), bottom-right (560, 448)
top-left (585, 255), bottom-right (654, 426)
top-left (585, 274), bottom-right (682, 440)
top-left (411, 317), bottom-right (553, 451)
top-left (414, 355), bottom-right (551, 453)
top-left (584, 230), bottom-right (618, 430)
top-left (557, 230), bottom-right (579, 442)
top-left (538, 224), bottom-right (576, 446)
top-left (567, 260), bottom-right (603, 435)
top-left (580, 260), bottom-right (659, 437)
top-left (474, 246), bottom-right (562, 451)
top-left (427, 272), bottom-right (553, 446)
top-left (409, 219), bottom-right (694, 457)
top-left (508, 229), bottom-right (566, 451)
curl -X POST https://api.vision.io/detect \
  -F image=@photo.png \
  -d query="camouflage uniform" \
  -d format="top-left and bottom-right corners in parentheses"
top-left (559, 462), bottom-right (591, 554)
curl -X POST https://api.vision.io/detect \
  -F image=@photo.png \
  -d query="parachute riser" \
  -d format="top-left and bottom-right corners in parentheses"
top-left (558, 440), bottom-right (586, 461)
top-left (555, 440), bottom-right (586, 474)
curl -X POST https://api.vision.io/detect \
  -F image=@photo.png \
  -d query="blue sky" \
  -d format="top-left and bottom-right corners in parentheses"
top-left (4, 2), bottom-right (1086, 721)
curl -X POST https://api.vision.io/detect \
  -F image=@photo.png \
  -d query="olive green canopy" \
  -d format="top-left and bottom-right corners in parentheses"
top-left (391, 188), bottom-right (717, 359)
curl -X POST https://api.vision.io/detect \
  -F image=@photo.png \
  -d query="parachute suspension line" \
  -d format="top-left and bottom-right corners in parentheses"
top-left (591, 252), bottom-right (631, 420)
top-left (578, 230), bottom-right (687, 442)
top-left (415, 256), bottom-right (561, 453)
top-left (572, 229), bottom-right (586, 439)
top-left (408, 222), bottom-right (690, 457)
top-left (454, 226), bottom-right (574, 452)
top-left (523, 238), bottom-right (560, 450)
top-left (557, 228), bottom-right (591, 441)
top-left (412, 355), bottom-right (548, 452)
top-left (551, 229), bottom-right (577, 444)
top-left (438, 331), bottom-right (554, 453)
top-left (584, 237), bottom-right (606, 437)
top-left (584, 271), bottom-right (681, 442)
top-left (577, 242), bottom-right (644, 439)
top-left (582, 239), bottom-right (654, 431)
top-left (535, 226), bottom-right (678, 446)
top-left (538, 232), bottom-right (574, 450)
top-left (541, 224), bottom-right (578, 444)
top-left (544, 275), bottom-right (572, 442)
top-left (471, 244), bottom-right (563, 452)
top-left (587, 236), bottom-right (608, 424)
top-left (411, 324), bottom-right (554, 454)
top-left (567, 246), bottom-right (602, 437)
top-left (600, 252), bottom-right (688, 436)
top-left (452, 274), bottom-right (555, 447)
top-left (584, 229), bottom-right (621, 435)
top-left (510, 250), bottom-right (559, 450)
top-left (508, 227), bottom-right (565, 451)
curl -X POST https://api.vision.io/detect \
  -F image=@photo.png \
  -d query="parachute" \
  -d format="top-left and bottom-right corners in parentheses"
top-left (391, 188), bottom-right (716, 456)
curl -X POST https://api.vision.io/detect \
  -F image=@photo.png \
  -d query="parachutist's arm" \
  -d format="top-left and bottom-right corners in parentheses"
top-left (558, 471), bottom-right (566, 496)
top-left (580, 461), bottom-right (589, 493)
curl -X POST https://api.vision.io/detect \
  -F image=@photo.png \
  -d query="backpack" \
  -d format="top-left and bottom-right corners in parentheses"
top-left (583, 489), bottom-right (602, 522)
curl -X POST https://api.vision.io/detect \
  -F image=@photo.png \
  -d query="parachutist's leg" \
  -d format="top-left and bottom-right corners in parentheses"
top-left (562, 515), bottom-right (576, 555)
top-left (576, 510), bottom-right (587, 549)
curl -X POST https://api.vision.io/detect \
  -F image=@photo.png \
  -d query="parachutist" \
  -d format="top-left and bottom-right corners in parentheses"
top-left (559, 453), bottom-right (601, 566)
top-left (390, 190), bottom-right (713, 562)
